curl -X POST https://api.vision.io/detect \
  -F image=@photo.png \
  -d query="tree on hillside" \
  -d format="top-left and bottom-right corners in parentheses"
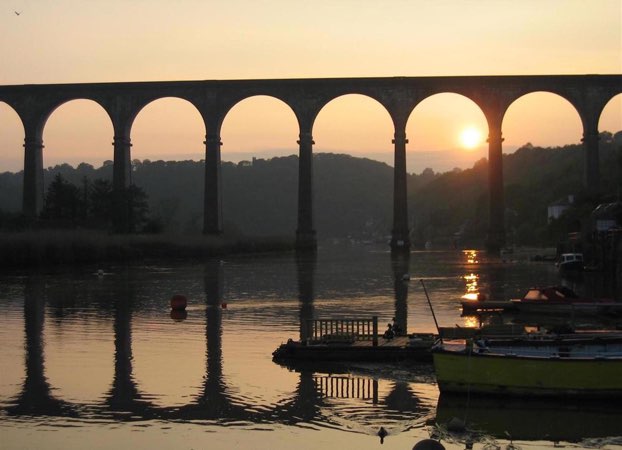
top-left (126, 184), bottom-right (150, 232)
top-left (37, 173), bottom-right (152, 233)
top-left (40, 173), bottom-right (81, 225)
top-left (89, 178), bottom-right (114, 228)
top-left (111, 184), bottom-right (150, 233)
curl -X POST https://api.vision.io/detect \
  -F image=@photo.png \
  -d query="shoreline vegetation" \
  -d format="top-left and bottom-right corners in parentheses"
top-left (0, 230), bottom-right (295, 268)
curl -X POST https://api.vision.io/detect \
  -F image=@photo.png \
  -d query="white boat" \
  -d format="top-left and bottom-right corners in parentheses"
top-left (557, 252), bottom-right (584, 272)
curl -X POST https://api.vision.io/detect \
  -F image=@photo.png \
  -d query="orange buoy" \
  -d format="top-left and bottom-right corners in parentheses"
top-left (170, 294), bottom-right (188, 311)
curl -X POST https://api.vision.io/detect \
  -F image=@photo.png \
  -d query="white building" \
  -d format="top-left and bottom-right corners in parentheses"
top-left (547, 195), bottom-right (574, 222)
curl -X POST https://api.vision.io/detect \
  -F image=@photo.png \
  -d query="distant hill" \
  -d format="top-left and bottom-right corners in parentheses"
top-left (410, 131), bottom-right (622, 246)
top-left (1, 131), bottom-right (620, 246)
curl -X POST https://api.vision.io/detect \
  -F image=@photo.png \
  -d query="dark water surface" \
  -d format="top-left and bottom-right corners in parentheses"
top-left (1, 245), bottom-right (621, 450)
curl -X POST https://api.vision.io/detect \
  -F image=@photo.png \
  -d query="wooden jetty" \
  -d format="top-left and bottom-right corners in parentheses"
top-left (272, 317), bottom-right (436, 363)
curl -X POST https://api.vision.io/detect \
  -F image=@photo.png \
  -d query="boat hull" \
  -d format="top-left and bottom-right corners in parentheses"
top-left (559, 261), bottom-right (584, 272)
top-left (461, 300), bottom-right (622, 316)
top-left (433, 349), bottom-right (622, 397)
top-left (461, 286), bottom-right (622, 317)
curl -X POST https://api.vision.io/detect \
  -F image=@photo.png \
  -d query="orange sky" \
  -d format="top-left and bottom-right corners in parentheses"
top-left (1, 0), bottom-right (621, 173)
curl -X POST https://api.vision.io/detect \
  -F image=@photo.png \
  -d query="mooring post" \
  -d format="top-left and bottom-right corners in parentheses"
top-left (372, 316), bottom-right (378, 347)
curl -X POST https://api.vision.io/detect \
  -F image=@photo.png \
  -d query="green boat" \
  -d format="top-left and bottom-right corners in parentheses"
top-left (432, 335), bottom-right (622, 397)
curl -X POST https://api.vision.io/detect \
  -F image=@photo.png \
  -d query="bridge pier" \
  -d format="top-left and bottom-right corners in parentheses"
top-left (583, 127), bottom-right (600, 191)
top-left (112, 135), bottom-right (132, 191)
top-left (486, 127), bottom-right (505, 254)
top-left (390, 130), bottom-right (410, 251)
top-left (110, 134), bottom-right (133, 233)
top-left (203, 134), bottom-right (223, 235)
top-left (22, 137), bottom-right (45, 218)
top-left (296, 132), bottom-right (316, 250)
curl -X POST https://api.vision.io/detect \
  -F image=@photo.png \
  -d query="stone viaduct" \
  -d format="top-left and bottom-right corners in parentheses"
top-left (1, 75), bottom-right (620, 251)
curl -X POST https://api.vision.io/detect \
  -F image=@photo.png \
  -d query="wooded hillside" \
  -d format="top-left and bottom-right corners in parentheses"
top-left (1, 131), bottom-right (620, 247)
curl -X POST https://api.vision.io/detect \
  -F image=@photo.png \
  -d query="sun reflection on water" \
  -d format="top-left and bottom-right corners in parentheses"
top-left (462, 249), bottom-right (479, 264)
top-left (460, 251), bottom-right (482, 327)
top-left (463, 273), bottom-right (478, 293)
top-left (462, 315), bottom-right (480, 328)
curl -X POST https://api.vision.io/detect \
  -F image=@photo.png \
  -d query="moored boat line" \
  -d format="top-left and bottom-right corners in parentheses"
top-left (460, 285), bottom-right (622, 316)
top-left (432, 335), bottom-right (622, 397)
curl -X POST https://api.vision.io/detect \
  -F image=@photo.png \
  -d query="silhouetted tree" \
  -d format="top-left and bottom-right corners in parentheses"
top-left (79, 176), bottom-right (89, 220)
top-left (40, 173), bottom-right (81, 225)
top-left (126, 184), bottom-right (150, 232)
top-left (89, 178), bottom-right (114, 228)
top-left (111, 184), bottom-right (150, 233)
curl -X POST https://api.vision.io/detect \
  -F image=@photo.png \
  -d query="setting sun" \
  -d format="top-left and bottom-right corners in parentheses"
top-left (459, 127), bottom-right (483, 149)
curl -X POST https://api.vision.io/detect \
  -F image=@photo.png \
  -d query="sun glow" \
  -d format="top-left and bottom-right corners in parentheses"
top-left (459, 127), bottom-right (483, 149)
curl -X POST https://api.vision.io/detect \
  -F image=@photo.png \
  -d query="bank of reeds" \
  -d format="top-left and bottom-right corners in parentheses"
top-left (0, 230), bottom-right (295, 268)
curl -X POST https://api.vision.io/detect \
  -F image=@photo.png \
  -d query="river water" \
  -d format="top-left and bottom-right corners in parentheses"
top-left (1, 245), bottom-right (621, 450)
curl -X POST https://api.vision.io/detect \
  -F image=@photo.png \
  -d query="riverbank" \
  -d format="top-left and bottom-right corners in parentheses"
top-left (0, 230), bottom-right (295, 268)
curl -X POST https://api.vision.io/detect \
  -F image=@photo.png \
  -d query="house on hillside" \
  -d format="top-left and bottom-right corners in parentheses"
top-left (592, 202), bottom-right (622, 232)
top-left (547, 195), bottom-right (574, 222)
top-left (590, 202), bottom-right (622, 272)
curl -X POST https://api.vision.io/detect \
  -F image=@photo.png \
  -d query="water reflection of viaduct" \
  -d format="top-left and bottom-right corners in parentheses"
top-left (2, 75), bottom-right (620, 250)
top-left (4, 256), bottom-right (424, 426)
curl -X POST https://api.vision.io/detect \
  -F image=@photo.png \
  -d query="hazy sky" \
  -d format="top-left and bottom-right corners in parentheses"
top-left (1, 0), bottom-right (621, 173)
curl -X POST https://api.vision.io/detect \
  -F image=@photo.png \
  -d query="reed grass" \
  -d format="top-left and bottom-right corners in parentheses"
top-left (0, 230), bottom-right (295, 267)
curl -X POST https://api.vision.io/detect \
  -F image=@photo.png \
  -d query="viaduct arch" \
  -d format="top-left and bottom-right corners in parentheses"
top-left (1, 75), bottom-right (620, 251)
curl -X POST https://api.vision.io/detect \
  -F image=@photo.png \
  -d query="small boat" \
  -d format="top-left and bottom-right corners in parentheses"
top-left (510, 286), bottom-right (622, 316)
top-left (460, 286), bottom-right (622, 316)
top-left (432, 334), bottom-right (622, 397)
top-left (460, 292), bottom-right (512, 314)
top-left (557, 252), bottom-right (584, 272)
